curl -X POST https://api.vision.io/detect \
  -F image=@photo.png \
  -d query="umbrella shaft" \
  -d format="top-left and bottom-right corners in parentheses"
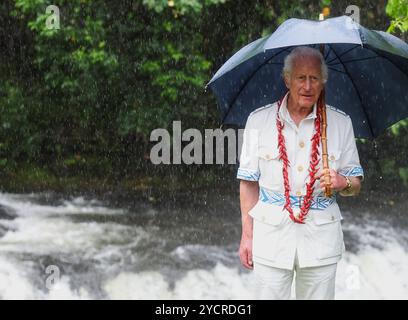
top-left (319, 89), bottom-right (332, 198)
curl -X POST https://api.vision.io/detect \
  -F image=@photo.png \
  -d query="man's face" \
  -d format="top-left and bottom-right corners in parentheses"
top-left (284, 55), bottom-right (324, 109)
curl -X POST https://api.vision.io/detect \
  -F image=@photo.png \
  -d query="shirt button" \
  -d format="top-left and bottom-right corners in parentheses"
top-left (330, 155), bottom-right (335, 161)
top-left (261, 216), bottom-right (266, 222)
top-left (297, 165), bottom-right (303, 172)
top-left (299, 141), bottom-right (305, 148)
top-left (296, 191), bottom-right (302, 196)
top-left (331, 216), bottom-right (335, 221)
top-left (265, 154), bottom-right (271, 160)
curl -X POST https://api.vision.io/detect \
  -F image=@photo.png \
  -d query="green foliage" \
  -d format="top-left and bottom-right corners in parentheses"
top-left (0, 0), bottom-right (406, 194)
top-left (399, 167), bottom-right (408, 188)
top-left (1, 0), bottom-right (229, 175)
top-left (386, 0), bottom-right (408, 33)
top-left (0, 82), bottom-right (42, 165)
top-left (320, 0), bottom-right (331, 8)
top-left (390, 118), bottom-right (408, 136)
top-left (143, 0), bottom-right (227, 14)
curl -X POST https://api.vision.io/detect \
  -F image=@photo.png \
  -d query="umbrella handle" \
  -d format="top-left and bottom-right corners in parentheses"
top-left (318, 44), bottom-right (332, 198)
top-left (319, 90), bottom-right (332, 198)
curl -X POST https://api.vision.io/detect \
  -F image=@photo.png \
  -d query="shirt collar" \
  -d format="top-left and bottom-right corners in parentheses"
top-left (278, 92), bottom-right (317, 124)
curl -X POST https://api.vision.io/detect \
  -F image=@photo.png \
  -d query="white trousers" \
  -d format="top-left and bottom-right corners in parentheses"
top-left (254, 257), bottom-right (337, 300)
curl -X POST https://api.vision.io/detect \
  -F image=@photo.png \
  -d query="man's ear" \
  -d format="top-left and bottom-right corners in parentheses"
top-left (283, 76), bottom-right (290, 89)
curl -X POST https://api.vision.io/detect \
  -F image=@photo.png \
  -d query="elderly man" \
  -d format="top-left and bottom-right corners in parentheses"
top-left (237, 46), bottom-right (364, 300)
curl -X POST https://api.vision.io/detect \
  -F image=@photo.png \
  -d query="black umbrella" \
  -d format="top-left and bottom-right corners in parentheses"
top-left (206, 16), bottom-right (408, 139)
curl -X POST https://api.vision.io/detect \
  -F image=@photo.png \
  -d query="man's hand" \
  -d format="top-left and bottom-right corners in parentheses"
top-left (318, 168), bottom-right (347, 192)
top-left (239, 234), bottom-right (253, 269)
top-left (318, 168), bottom-right (362, 196)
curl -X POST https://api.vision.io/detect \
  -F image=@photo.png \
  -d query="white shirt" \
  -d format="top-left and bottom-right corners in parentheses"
top-left (237, 93), bottom-right (364, 270)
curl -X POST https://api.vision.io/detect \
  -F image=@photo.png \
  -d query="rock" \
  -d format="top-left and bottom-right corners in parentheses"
top-left (0, 204), bottom-right (17, 220)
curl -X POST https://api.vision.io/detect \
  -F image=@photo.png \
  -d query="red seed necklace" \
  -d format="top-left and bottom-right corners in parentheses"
top-left (276, 94), bottom-right (322, 224)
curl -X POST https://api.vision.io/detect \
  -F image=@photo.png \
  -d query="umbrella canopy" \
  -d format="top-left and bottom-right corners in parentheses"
top-left (206, 16), bottom-right (408, 139)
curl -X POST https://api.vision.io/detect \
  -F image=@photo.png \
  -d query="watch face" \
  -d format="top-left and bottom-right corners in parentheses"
top-left (346, 177), bottom-right (352, 189)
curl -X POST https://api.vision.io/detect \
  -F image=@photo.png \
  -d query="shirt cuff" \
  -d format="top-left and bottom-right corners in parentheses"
top-left (237, 168), bottom-right (260, 181)
top-left (339, 166), bottom-right (364, 180)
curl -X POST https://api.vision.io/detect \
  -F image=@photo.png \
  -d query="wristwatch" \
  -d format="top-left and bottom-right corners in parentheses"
top-left (342, 175), bottom-right (352, 192)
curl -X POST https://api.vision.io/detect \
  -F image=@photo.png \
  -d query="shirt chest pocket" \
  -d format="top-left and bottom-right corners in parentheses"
top-left (319, 149), bottom-right (342, 171)
top-left (328, 149), bottom-right (342, 171)
top-left (257, 146), bottom-right (283, 188)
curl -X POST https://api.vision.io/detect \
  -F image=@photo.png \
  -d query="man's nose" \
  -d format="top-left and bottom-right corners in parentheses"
top-left (304, 78), bottom-right (311, 90)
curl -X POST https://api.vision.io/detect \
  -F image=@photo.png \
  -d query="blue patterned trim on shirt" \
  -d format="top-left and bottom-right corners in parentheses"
top-left (259, 187), bottom-right (336, 210)
top-left (339, 166), bottom-right (364, 177)
top-left (237, 168), bottom-right (260, 181)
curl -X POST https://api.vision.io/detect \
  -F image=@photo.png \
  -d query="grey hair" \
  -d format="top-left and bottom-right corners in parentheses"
top-left (282, 46), bottom-right (328, 84)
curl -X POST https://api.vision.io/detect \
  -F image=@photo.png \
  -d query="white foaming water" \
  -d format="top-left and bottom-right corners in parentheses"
top-left (0, 213), bottom-right (146, 255)
top-left (104, 263), bottom-right (255, 300)
top-left (0, 255), bottom-right (91, 299)
top-left (0, 193), bottom-right (125, 217)
top-left (103, 246), bottom-right (408, 300)
top-left (2, 248), bottom-right (408, 300)
top-left (0, 192), bottom-right (141, 299)
top-left (0, 192), bottom-right (407, 300)
top-left (336, 247), bottom-right (408, 299)
top-left (0, 256), bottom-right (36, 299)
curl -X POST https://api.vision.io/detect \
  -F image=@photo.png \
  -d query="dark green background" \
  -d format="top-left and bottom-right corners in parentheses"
top-left (0, 0), bottom-right (407, 195)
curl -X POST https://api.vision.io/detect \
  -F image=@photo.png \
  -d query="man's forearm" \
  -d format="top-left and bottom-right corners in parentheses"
top-left (240, 181), bottom-right (260, 237)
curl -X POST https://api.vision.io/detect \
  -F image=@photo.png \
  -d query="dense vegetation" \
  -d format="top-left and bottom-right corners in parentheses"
top-left (0, 0), bottom-right (407, 193)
